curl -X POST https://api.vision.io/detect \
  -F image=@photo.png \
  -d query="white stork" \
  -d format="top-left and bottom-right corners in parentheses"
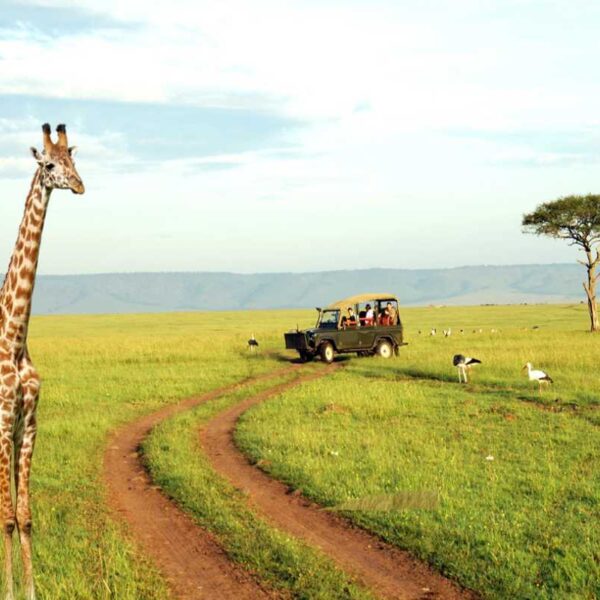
top-left (523, 362), bottom-right (553, 392)
top-left (453, 354), bottom-right (481, 383)
top-left (248, 333), bottom-right (259, 352)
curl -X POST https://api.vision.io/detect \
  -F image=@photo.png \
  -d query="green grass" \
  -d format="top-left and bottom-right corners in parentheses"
top-left (236, 304), bottom-right (600, 599)
top-left (15, 303), bottom-right (600, 598)
top-left (22, 310), bottom-right (301, 599)
top-left (142, 371), bottom-right (374, 600)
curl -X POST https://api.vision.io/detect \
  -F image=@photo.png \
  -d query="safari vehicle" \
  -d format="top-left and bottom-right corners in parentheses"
top-left (284, 293), bottom-right (406, 363)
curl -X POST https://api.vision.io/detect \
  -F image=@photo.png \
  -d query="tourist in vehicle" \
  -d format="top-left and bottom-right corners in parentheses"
top-left (379, 302), bottom-right (395, 326)
top-left (364, 303), bottom-right (374, 326)
top-left (346, 307), bottom-right (358, 327)
top-left (358, 309), bottom-right (367, 326)
top-left (386, 302), bottom-right (398, 325)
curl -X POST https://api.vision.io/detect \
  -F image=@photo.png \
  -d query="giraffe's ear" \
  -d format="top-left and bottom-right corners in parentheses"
top-left (68, 146), bottom-right (78, 157)
top-left (31, 147), bottom-right (44, 164)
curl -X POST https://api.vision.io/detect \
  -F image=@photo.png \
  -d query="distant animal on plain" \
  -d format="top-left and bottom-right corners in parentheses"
top-left (459, 329), bottom-right (464, 334)
top-left (523, 362), bottom-right (553, 392)
top-left (430, 328), bottom-right (437, 336)
top-left (443, 328), bottom-right (452, 337)
top-left (453, 354), bottom-right (482, 383)
top-left (248, 334), bottom-right (259, 351)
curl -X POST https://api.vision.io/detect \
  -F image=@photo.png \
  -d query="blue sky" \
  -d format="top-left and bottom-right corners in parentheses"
top-left (1, 0), bottom-right (600, 275)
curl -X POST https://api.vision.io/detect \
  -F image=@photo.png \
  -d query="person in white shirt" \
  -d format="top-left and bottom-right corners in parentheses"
top-left (364, 304), bottom-right (374, 326)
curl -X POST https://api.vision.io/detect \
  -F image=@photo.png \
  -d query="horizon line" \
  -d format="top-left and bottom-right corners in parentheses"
top-left (36, 261), bottom-right (579, 278)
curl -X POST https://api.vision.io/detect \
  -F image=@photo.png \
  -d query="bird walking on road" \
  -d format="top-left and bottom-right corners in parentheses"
top-left (248, 334), bottom-right (259, 352)
top-left (453, 354), bottom-right (481, 383)
top-left (523, 362), bottom-right (553, 393)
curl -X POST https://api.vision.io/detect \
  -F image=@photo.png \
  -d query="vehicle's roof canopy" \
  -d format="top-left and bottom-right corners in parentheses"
top-left (326, 293), bottom-right (398, 310)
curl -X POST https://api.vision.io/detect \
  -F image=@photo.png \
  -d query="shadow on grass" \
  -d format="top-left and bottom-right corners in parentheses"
top-left (350, 365), bottom-right (599, 422)
top-left (351, 365), bottom-right (456, 385)
top-left (240, 350), bottom-right (353, 366)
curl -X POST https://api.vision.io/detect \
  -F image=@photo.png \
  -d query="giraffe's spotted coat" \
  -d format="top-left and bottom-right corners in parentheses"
top-left (0, 123), bottom-right (84, 600)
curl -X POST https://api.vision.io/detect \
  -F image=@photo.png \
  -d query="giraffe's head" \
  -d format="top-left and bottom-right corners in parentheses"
top-left (30, 123), bottom-right (85, 194)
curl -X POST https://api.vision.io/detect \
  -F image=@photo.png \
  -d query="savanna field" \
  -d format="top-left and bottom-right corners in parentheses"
top-left (22, 304), bottom-right (600, 599)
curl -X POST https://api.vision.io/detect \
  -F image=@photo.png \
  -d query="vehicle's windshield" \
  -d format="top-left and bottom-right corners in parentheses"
top-left (318, 309), bottom-right (340, 329)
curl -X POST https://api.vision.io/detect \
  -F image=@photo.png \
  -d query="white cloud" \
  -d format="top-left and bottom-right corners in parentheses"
top-left (2, 1), bottom-right (600, 274)
top-left (4, 0), bottom-right (598, 131)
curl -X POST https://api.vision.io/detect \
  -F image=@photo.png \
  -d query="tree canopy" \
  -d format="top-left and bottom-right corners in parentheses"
top-left (522, 194), bottom-right (600, 251)
top-left (523, 194), bottom-right (600, 332)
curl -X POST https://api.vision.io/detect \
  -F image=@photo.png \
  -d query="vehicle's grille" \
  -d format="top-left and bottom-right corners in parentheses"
top-left (284, 332), bottom-right (307, 349)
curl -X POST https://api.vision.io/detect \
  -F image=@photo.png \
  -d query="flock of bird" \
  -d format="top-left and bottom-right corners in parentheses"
top-left (423, 327), bottom-right (501, 336)
top-left (451, 354), bottom-right (553, 391)
top-left (424, 326), bottom-right (553, 392)
top-left (452, 354), bottom-right (554, 394)
top-left (248, 330), bottom-right (554, 392)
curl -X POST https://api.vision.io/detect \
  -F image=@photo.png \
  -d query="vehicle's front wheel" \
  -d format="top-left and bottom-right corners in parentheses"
top-left (299, 350), bottom-right (314, 363)
top-left (376, 339), bottom-right (393, 359)
top-left (319, 342), bottom-right (335, 364)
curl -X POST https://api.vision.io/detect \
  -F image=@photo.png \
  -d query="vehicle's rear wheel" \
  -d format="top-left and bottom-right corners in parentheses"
top-left (320, 342), bottom-right (335, 364)
top-left (376, 339), bottom-right (393, 359)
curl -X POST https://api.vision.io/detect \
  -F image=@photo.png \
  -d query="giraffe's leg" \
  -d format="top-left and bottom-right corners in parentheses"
top-left (15, 360), bottom-right (39, 600)
top-left (0, 364), bottom-right (17, 600)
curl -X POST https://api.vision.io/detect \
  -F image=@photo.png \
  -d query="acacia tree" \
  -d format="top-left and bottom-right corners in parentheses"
top-left (522, 194), bottom-right (600, 332)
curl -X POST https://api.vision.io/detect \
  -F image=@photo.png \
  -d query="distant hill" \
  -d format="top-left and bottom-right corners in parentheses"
top-left (28, 264), bottom-right (585, 315)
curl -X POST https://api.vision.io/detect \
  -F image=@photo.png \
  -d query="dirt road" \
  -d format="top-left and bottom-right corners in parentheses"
top-left (104, 365), bottom-right (302, 599)
top-left (200, 372), bottom-right (479, 600)
top-left (105, 361), bottom-right (478, 599)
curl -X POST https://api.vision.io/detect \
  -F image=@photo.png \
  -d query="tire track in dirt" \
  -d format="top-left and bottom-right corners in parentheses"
top-left (200, 368), bottom-right (480, 600)
top-left (104, 364), bottom-right (303, 600)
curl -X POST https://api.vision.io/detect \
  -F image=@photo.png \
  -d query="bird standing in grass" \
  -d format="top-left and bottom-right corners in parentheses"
top-left (453, 354), bottom-right (481, 383)
top-left (248, 334), bottom-right (259, 352)
top-left (523, 362), bottom-right (553, 392)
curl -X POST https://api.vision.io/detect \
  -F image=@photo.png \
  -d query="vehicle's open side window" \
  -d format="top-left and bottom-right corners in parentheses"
top-left (376, 299), bottom-right (399, 326)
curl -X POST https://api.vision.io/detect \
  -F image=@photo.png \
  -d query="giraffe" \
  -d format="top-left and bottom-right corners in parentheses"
top-left (0, 123), bottom-right (84, 599)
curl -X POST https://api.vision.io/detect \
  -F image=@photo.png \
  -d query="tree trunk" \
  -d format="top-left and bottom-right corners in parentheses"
top-left (583, 249), bottom-right (600, 332)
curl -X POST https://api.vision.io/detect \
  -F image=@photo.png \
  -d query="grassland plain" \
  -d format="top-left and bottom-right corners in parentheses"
top-left (18, 303), bottom-right (600, 598)
top-left (236, 303), bottom-right (600, 599)
top-left (22, 309), bottom-right (310, 599)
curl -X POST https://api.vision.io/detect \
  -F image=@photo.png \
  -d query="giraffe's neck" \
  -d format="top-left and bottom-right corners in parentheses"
top-left (0, 168), bottom-right (51, 351)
